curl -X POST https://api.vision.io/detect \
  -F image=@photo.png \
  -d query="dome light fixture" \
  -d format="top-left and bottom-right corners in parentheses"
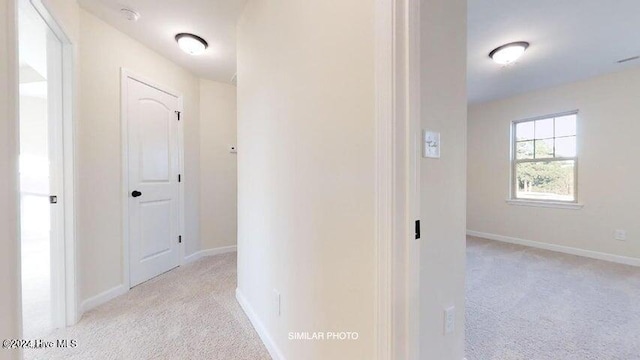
top-left (175, 33), bottom-right (208, 56)
top-left (489, 41), bottom-right (529, 65)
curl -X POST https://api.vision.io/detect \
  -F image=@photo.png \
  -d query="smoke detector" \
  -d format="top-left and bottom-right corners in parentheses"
top-left (120, 8), bottom-right (140, 22)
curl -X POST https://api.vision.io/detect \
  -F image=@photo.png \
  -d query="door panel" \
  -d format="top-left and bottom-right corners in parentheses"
top-left (139, 100), bottom-right (171, 181)
top-left (140, 200), bottom-right (172, 260)
top-left (127, 77), bottom-right (181, 287)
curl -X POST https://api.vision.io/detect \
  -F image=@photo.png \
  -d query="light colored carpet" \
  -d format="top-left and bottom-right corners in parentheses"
top-left (466, 236), bottom-right (640, 360)
top-left (25, 253), bottom-right (271, 360)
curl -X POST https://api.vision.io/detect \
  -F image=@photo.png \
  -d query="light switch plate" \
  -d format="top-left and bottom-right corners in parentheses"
top-left (424, 131), bottom-right (441, 158)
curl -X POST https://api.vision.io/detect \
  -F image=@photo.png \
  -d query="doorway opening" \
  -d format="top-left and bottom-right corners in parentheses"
top-left (18, 0), bottom-right (76, 341)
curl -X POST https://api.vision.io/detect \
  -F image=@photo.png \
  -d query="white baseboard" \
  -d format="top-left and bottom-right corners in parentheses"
top-left (467, 230), bottom-right (640, 267)
top-left (184, 245), bottom-right (237, 264)
top-left (236, 288), bottom-right (285, 360)
top-left (80, 284), bottom-right (127, 314)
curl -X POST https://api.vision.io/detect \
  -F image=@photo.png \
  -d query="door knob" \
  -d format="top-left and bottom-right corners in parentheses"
top-left (131, 190), bottom-right (142, 198)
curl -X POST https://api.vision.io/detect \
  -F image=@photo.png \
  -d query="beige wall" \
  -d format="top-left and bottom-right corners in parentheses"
top-left (43, 0), bottom-right (80, 43)
top-left (77, 9), bottom-right (201, 301)
top-left (236, 0), bottom-right (375, 358)
top-left (419, 0), bottom-right (468, 358)
top-left (199, 79), bottom-right (237, 250)
top-left (0, 0), bottom-right (21, 358)
top-left (468, 66), bottom-right (640, 260)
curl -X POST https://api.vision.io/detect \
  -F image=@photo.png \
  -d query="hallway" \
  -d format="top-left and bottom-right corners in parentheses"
top-left (26, 254), bottom-right (270, 360)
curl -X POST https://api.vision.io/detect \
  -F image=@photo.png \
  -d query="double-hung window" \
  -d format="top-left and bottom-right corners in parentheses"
top-left (512, 111), bottom-right (578, 203)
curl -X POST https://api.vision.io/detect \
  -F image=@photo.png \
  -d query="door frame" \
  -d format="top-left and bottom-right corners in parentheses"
top-left (120, 69), bottom-right (185, 290)
top-left (24, 0), bottom-right (79, 327)
top-left (374, 0), bottom-right (421, 358)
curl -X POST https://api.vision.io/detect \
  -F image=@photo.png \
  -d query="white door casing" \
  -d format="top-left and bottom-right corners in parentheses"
top-left (124, 74), bottom-right (182, 287)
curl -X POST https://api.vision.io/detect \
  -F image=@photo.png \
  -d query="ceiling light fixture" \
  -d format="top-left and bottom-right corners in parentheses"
top-left (175, 33), bottom-right (208, 56)
top-left (489, 41), bottom-right (529, 65)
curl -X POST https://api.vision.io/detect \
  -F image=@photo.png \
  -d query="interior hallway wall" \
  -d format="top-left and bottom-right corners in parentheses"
top-left (419, 0), bottom-right (468, 358)
top-left (0, 0), bottom-right (22, 358)
top-left (236, 0), bottom-right (376, 358)
top-left (199, 79), bottom-right (237, 250)
top-left (468, 66), bottom-right (640, 261)
top-left (77, 9), bottom-right (201, 302)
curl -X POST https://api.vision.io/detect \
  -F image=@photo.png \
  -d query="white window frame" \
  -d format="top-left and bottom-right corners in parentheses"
top-left (509, 110), bottom-right (581, 208)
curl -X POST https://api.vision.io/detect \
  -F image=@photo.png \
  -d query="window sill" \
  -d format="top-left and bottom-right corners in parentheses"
top-left (506, 199), bottom-right (584, 210)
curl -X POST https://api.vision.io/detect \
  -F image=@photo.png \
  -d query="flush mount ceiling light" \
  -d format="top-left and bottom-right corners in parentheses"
top-left (175, 33), bottom-right (208, 55)
top-left (489, 41), bottom-right (530, 65)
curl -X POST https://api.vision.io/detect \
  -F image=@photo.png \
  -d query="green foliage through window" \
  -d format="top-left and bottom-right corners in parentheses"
top-left (513, 113), bottom-right (577, 202)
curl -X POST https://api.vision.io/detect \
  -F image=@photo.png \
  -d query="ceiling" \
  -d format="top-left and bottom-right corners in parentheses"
top-left (78, 0), bottom-right (247, 83)
top-left (468, 0), bottom-right (640, 104)
top-left (79, 1), bottom-right (640, 99)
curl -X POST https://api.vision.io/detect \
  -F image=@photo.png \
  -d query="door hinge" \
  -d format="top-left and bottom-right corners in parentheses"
top-left (178, 174), bottom-right (182, 183)
top-left (175, 111), bottom-right (181, 121)
top-left (415, 220), bottom-right (421, 240)
top-left (49, 195), bottom-right (58, 204)
top-left (178, 235), bottom-right (182, 244)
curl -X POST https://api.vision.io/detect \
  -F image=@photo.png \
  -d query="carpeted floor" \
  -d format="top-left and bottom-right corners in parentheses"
top-left (25, 253), bottom-right (271, 360)
top-left (466, 236), bottom-right (640, 360)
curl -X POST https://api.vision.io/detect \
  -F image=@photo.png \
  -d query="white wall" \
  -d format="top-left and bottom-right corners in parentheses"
top-left (419, 0), bottom-right (468, 359)
top-left (236, 0), bottom-right (375, 358)
top-left (468, 66), bottom-right (640, 261)
top-left (76, 9), bottom-right (201, 301)
top-left (18, 96), bottom-right (47, 160)
top-left (199, 79), bottom-right (237, 250)
top-left (0, 0), bottom-right (21, 357)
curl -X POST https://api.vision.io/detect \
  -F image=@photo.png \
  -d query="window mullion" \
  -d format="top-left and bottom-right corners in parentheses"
top-left (533, 121), bottom-right (537, 159)
top-left (515, 157), bottom-right (576, 165)
top-left (552, 117), bottom-right (556, 158)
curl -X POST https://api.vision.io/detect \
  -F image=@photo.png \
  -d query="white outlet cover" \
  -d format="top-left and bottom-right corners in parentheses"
top-left (424, 131), bottom-right (441, 158)
top-left (273, 289), bottom-right (281, 316)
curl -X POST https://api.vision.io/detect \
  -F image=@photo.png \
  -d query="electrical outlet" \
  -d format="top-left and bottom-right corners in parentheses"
top-left (273, 289), bottom-right (281, 317)
top-left (444, 306), bottom-right (455, 334)
top-left (615, 230), bottom-right (627, 241)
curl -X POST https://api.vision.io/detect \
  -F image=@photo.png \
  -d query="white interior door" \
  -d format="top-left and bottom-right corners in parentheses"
top-left (126, 76), bottom-right (181, 287)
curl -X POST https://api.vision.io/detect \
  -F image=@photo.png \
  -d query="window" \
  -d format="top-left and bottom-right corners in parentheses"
top-left (512, 112), bottom-right (577, 202)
